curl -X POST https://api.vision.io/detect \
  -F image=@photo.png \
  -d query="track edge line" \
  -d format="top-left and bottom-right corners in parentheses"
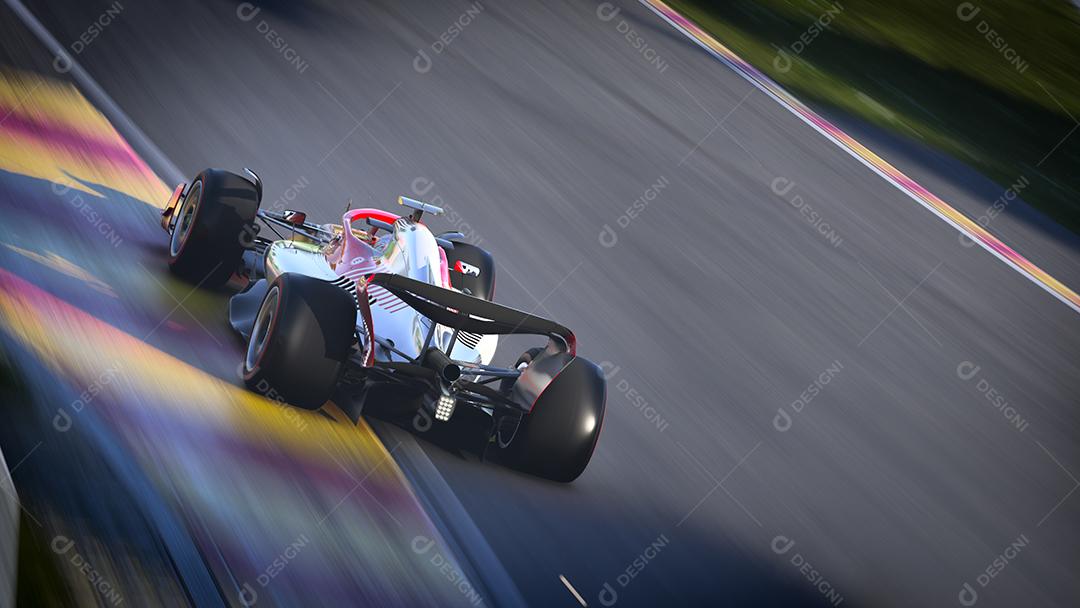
top-left (638, 0), bottom-right (1080, 315)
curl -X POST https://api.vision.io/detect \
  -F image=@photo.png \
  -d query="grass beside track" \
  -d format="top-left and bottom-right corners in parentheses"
top-left (665, 0), bottom-right (1080, 235)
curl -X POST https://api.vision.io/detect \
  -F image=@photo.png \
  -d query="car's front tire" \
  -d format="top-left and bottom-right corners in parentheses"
top-left (242, 273), bottom-right (357, 410)
top-left (168, 169), bottom-right (259, 288)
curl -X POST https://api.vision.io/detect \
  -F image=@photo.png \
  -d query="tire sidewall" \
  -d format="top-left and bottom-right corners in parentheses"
top-left (167, 169), bottom-right (259, 287)
top-left (242, 273), bottom-right (356, 410)
top-left (243, 285), bottom-right (282, 382)
top-left (504, 355), bottom-right (606, 482)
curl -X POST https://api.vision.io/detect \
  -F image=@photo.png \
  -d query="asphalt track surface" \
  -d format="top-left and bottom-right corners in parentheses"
top-left (1, 0), bottom-right (1079, 606)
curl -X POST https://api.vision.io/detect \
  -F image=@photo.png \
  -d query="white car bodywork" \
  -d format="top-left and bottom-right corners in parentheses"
top-left (262, 217), bottom-right (498, 370)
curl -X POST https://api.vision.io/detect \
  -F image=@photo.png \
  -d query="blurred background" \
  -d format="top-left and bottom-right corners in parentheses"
top-left (0, 1), bottom-right (1078, 607)
top-left (671, 0), bottom-right (1080, 232)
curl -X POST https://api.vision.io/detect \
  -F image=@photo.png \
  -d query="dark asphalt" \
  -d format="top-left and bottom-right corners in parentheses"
top-left (4, 0), bottom-right (1080, 606)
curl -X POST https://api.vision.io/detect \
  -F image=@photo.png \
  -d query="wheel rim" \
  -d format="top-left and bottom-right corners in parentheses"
top-left (169, 180), bottom-right (202, 258)
top-left (245, 285), bottom-right (280, 373)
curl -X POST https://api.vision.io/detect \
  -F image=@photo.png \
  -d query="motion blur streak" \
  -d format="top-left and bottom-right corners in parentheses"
top-left (1, 1), bottom-right (1078, 606)
top-left (641, 0), bottom-right (1080, 313)
top-left (0, 69), bottom-right (167, 203)
top-left (0, 68), bottom-right (482, 606)
top-left (0, 267), bottom-right (482, 606)
top-left (0, 447), bottom-right (15, 608)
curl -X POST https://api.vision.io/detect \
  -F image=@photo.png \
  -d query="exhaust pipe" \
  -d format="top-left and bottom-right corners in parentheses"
top-left (423, 348), bottom-right (461, 383)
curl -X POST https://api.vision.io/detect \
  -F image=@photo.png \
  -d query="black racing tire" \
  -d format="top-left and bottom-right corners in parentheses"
top-left (502, 355), bottom-right (606, 482)
top-left (242, 273), bottom-right (357, 410)
top-left (445, 241), bottom-right (496, 301)
top-left (168, 168), bottom-right (259, 288)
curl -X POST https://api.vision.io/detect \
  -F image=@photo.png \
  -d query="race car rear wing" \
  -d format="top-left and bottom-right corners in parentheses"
top-left (367, 273), bottom-right (577, 356)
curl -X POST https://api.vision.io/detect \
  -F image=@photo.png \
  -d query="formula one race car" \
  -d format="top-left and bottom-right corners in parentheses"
top-left (160, 168), bottom-right (605, 481)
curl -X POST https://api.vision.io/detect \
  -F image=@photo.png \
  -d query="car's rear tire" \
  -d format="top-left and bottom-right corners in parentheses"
top-left (168, 168), bottom-right (259, 288)
top-left (242, 273), bottom-right (357, 410)
top-left (501, 353), bottom-right (606, 482)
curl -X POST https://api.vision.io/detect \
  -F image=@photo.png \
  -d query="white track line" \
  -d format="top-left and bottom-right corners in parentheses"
top-left (638, 0), bottom-right (1080, 315)
top-left (560, 574), bottom-right (588, 606)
